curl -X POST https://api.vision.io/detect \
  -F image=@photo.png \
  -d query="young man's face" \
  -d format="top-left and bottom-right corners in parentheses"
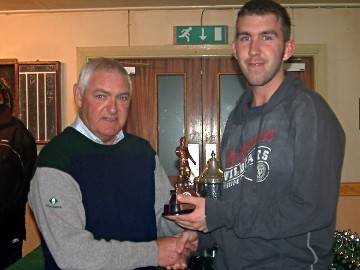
top-left (232, 14), bottom-right (295, 88)
top-left (74, 69), bottom-right (131, 144)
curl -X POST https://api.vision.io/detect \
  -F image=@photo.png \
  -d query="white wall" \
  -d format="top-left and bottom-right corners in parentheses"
top-left (292, 8), bottom-right (360, 182)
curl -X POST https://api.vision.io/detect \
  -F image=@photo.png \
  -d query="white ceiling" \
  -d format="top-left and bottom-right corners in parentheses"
top-left (0, 0), bottom-right (358, 12)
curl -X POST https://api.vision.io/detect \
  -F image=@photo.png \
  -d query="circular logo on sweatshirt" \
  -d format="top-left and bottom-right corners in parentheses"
top-left (256, 160), bottom-right (270, 182)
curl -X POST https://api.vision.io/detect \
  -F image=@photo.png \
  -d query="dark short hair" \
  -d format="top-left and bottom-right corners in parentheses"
top-left (236, 0), bottom-right (291, 41)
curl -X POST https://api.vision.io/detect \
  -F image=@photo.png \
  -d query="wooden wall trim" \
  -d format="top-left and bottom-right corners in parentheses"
top-left (76, 44), bottom-right (327, 99)
top-left (340, 183), bottom-right (360, 196)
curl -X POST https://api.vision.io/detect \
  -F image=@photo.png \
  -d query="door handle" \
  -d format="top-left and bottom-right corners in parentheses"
top-left (188, 144), bottom-right (200, 180)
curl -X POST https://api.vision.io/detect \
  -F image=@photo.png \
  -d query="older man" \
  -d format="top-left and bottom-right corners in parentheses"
top-left (29, 58), bottom-right (191, 270)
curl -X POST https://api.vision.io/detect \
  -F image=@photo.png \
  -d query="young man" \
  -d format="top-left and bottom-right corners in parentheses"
top-left (29, 58), bottom-right (192, 270)
top-left (0, 80), bottom-right (37, 269)
top-left (167, 0), bottom-right (345, 269)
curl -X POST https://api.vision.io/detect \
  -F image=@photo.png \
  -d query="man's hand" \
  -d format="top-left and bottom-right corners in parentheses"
top-left (167, 231), bottom-right (199, 270)
top-left (166, 195), bottom-right (208, 232)
top-left (157, 231), bottom-right (199, 270)
top-left (157, 236), bottom-right (187, 269)
top-left (176, 230), bottom-right (199, 255)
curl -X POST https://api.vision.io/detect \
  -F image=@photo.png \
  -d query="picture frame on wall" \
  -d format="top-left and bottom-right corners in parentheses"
top-left (0, 59), bottom-right (61, 144)
top-left (18, 61), bottom-right (62, 144)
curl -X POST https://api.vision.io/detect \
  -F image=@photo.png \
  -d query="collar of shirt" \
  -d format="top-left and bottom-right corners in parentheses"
top-left (70, 116), bottom-right (124, 145)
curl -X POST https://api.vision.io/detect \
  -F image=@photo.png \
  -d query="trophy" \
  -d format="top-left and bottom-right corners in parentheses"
top-left (163, 137), bottom-right (197, 216)
top-left (163, 137), bottom-right (224, 220)
top-left (195, 151), bottom-right (224, 199)
top-left (162, 137), bottom-right (224, 268)
top-left (188, 151), bottom-right (224, 269)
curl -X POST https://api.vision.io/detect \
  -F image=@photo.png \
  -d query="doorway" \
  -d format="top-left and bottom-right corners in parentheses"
top-left (116, 56), bottom-right (313, 179)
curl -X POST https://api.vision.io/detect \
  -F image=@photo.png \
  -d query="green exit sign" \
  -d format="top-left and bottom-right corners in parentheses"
top-left (175, 25), bottom-right (228, 45)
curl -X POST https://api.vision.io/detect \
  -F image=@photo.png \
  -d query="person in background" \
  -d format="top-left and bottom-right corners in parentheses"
top-left (0, 78), bottom-right (37, 269)
top-left (167, 0), bottom-right (345, 269)
top-left (29, 58), bottom-right (193, 270)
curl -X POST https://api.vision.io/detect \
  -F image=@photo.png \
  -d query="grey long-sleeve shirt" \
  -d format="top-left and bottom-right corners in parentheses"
top-left (29, 133), bottom-right (181, 270)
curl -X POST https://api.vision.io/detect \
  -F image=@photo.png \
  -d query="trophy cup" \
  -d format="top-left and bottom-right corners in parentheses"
top-left (162, 138), bottom-right (224, 268)
top-left (163, 137), bottom-right (197, 216)
top-left (188, 151), bottom-right (224, 270)
top-left (163, 138), bottom-right (224, 217)
top-left (195, 151), bottom-right (224, 199)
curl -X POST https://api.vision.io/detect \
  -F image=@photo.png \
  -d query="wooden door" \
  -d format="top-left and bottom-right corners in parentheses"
top-left (116, 56), bottom-right (313, 179)
top-left (117, 58), bottom-right (202, 148)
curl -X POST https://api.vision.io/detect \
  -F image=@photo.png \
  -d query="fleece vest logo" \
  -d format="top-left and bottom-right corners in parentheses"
top-left (223, 145), bottom-right (271, 189)
top-left (46, 196), bottom-right (62, 208)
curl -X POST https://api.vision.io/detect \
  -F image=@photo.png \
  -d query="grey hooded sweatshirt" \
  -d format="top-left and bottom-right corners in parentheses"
top-left (199, 74), bottom-right (345, 270)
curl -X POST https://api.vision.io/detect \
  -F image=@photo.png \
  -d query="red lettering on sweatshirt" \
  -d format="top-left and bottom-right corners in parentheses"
top-left (226, 129), bottom-right (274, 167)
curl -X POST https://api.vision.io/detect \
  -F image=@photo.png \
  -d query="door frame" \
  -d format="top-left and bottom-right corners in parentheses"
top-left (76, 45), bottom-right (360, 196)
top-left (76, 44), bottom-right (326, 177)
top-left (77, 44), bottom-right (327, 98)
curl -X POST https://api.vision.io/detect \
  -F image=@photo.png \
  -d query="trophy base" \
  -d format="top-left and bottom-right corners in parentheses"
top-left (162, 202), bottom-right (195, 216)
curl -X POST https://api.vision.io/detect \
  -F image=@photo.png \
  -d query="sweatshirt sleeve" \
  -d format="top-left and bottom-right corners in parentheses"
top-left (28, 167), bottom-right (159, 270)
top-left (205, 94), bottom-right (345, 239)
top-left (20, 129), bottom-right (37, 185)
top-left (154, 155), bottom-right (183, 237)
top-left (19, 128), bottom-right (37, 208)
top-left (197, 232), bottom-right (216, 251)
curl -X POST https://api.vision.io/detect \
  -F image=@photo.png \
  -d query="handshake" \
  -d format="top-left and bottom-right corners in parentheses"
top-left (158, 194), bottom-right (209, 269)
top-left (157, 230), bottom-right (198, 270)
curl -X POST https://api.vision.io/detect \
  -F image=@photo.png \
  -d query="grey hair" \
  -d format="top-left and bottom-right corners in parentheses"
top-left (77, 57), bottom-right (132, 96)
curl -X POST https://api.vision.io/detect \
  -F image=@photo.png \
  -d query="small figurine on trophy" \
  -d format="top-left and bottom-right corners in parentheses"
top-left (176, 137), bottom-right (195, 182)
top-left (163, 136), bottom-right (197, 216)
top-left (175, 136), bottom-right (197, 189)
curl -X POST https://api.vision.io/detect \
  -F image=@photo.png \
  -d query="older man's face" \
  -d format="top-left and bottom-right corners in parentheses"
top-left (74, 69), bottom-right (130, 144)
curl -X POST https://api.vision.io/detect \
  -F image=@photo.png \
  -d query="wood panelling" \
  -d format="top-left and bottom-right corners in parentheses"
top-left (117, 58), bottom-right (202, 152)
top-left (287, 57), bottom-right (314, 90)
top-left (202, 57), bottom-right (241, 157)
top-left (340, 182), bottom-right (360, 196)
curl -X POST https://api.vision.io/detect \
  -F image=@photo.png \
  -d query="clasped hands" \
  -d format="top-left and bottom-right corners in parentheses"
top-left (157, 230), bottom-right (198, 270)
top-left (158, 195), bottom-right (208, 269)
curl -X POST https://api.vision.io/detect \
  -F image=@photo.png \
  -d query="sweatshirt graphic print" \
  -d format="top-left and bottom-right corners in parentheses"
top-left (223, 129), bottom-right (274, 189)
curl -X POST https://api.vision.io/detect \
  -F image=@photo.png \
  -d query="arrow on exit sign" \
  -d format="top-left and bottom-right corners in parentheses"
top-left (175, 25), bottom-right (228, 45)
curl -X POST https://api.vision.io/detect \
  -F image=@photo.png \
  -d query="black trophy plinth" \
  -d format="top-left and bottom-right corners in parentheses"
top-left (163, 190), bottom-right (195, 216)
